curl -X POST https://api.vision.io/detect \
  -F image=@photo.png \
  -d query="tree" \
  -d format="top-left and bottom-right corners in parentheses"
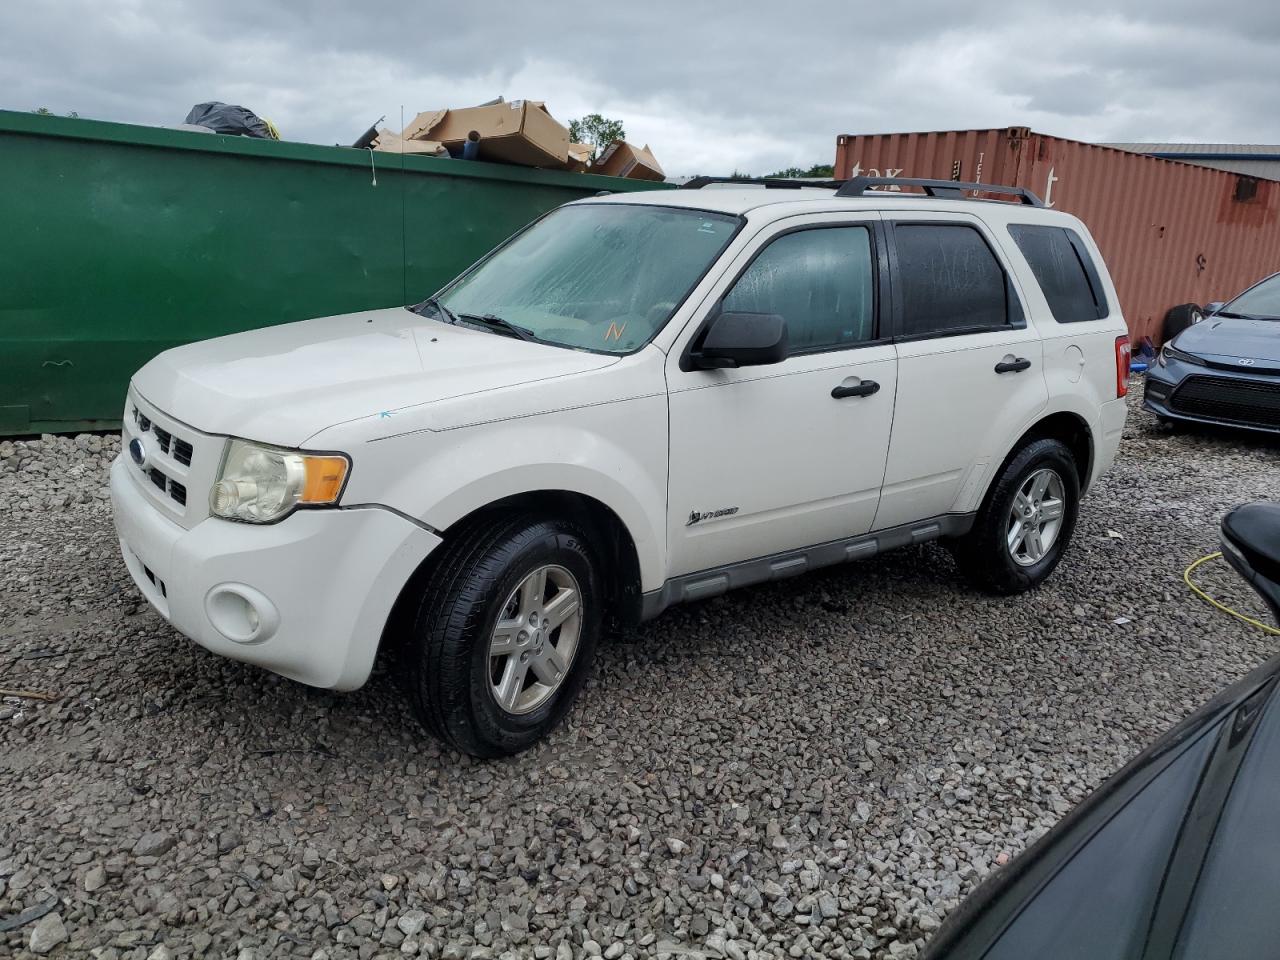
top-left (568, 114), bottom-right (626, 161)
top-left (31, 107), bottom-right (79, 118)
top-left (764, 162), bottom-right (835, 179)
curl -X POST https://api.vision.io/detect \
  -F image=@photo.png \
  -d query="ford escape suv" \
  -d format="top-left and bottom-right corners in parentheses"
top-left (111, 176), bottom-right (1130, 757)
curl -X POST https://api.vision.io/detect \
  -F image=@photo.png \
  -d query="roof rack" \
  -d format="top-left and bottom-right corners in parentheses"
top-left (835, 176), bottom-right (1044, 206)
top-left (679, 176), bottom-right (846, 190)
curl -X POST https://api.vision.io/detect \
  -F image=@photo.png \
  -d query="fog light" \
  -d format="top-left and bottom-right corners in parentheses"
top-left (205, 583), bottom-right (279, 644)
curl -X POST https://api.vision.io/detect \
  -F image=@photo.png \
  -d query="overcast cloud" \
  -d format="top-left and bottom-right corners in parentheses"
top-left (3, 0), bottom-right (1279, 176)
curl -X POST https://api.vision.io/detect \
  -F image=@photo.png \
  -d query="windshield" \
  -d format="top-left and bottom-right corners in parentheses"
top-left (1224, 274), bottom-right (1280, 320)
top-left (436, 203), bottom-right (740, 353)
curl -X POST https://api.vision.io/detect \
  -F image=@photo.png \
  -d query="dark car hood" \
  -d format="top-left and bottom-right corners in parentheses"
top-left (1177, 316), bottom-right (1280, 367)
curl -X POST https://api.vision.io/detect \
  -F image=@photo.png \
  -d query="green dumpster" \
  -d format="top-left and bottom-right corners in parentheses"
top-left (0, 110), bottom-right (671, 435)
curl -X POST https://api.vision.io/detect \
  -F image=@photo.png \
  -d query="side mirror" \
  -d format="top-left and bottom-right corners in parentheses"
top-left (1205, 301), bottom-right (1225, 316)
top-left (693, 311), bottom-right (789, 369)
top-left (1221, 503), bottom-right (1280, 621)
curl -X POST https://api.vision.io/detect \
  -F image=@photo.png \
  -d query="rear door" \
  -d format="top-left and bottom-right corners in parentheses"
top-left (874, 214), bottom-right (1047, 530)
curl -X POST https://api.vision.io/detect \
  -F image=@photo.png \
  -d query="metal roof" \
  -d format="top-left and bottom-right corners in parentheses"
top-left (1103, 143), bottom-right (1280, 180)
top-left (1103, 142), bottom-right (1280, 156)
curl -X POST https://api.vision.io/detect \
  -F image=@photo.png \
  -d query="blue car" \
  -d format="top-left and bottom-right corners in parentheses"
top-left (1145, 272), bottom-right (1280, 433)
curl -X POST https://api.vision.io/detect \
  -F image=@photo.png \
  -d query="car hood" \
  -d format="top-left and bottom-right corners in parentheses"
top-left (132, 307), bottom-right (618, 447)
top-left (1177, 316), bottom-right (1280, 367)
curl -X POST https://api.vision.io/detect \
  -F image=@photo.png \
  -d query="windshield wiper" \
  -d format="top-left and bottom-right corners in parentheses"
top-left (457, 312), bottom-right (540, 343)
top-left (411, 296), bottom-right (460, 326)
top-left (1214, 310), bottom-right (1269, 320)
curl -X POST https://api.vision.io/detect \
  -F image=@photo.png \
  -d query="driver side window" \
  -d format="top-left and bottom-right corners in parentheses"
top-left (722, 226), bottom-right (876, 353)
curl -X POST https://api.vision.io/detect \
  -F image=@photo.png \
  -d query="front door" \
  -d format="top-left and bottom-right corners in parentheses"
top-left (666, 215), bottom-right (897, 578)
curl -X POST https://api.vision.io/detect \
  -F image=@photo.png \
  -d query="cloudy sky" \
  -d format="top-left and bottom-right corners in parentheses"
top-left (3, 0), bottom-right (1278, 176)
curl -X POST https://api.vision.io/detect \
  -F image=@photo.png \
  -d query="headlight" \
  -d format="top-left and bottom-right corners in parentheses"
top-left (1159, 343), bottom-right (1203, 367)
top-left (210, 440), bottom-right (350, 523)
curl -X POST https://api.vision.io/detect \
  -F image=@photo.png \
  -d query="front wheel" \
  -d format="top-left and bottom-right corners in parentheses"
top-left (402, 514), bottom-right (603, 758)
top-left (951, 439), bottom-right (1081, 594)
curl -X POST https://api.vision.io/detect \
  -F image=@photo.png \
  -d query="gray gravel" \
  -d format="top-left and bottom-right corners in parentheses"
top-left (2, 391), bottom-right (1278, 960)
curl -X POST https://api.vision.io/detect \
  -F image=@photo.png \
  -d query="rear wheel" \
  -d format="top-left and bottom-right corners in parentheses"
top-left (402, 514), bottom-right (603, 757)
top-left (952, 439), bottom-right (1080, 594)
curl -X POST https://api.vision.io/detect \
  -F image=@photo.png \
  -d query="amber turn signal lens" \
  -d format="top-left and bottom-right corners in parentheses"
top-left (301, 455), bottom-right (349, 503)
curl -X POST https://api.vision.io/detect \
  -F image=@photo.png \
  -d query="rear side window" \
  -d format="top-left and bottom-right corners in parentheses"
top-left (892, 224), bottom-right (1017, 337)
top-left (1008, 224), bottom-right (1109, 322)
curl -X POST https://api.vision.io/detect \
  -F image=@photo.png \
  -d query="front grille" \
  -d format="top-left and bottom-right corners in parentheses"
top-left (1170, 375), bottom-right (1280, 428)
top-left (129, 403), bottom-right (202, 512)
top-left (144, 463), bottom-right (188, 507)
top-left (142, 561), bottom-right (167, 597)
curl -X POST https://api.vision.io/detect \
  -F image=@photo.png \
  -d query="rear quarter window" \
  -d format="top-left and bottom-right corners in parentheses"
top-left (1008, 224), bottom-right (1109, 323)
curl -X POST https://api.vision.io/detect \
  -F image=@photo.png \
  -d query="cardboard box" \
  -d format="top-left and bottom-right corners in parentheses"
top-left (402, 100), bottom-right (569, 168)
top-left (593, 141), bottom-right (665, 181)
top-left (564, 142), bottom-right (594, 173)
top-left (400, 109), bottom-right (448, 142)
top-left (370, 128), bottom-right (447, 156)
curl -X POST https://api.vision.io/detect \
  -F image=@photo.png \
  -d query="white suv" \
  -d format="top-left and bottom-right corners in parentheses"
top-left (111, 177), bottom-right (1130, 756)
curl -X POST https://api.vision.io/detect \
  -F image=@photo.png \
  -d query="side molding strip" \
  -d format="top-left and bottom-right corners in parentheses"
top-left (640, 513), bottom-right (975, 621)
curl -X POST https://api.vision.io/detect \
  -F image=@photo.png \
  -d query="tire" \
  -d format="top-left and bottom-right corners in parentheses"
top-left (402, 514), bottom-right (603, 758)
top-left (1162, 302), bottom-right (1204, 342)
top-left (951, 438), bottom-right (1081, 595)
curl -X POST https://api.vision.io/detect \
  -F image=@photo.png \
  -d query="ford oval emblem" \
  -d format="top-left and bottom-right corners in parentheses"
top-left (1238, 358), bottom-right (1255, 366)
top-left (128, 437), bottom-right (147, 467)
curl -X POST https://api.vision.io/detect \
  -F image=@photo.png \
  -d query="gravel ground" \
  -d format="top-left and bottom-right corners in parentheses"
top-left (2, 390), bottom-right (1278, 960)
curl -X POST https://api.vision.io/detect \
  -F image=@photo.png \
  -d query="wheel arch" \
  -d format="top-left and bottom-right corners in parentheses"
top-left (998, 410), bottom-right (1095, 497)
top-left (381, 489), bottom-right (647, 661)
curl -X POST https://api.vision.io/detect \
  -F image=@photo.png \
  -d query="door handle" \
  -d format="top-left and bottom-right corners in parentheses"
top-left (995, 358), bottom-right (1032, 374)
top-left (831, 380), bottom-right (880, 399)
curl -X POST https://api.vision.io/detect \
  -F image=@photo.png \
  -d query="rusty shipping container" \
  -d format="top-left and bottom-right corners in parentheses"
top-left (834, 127), bottom-right (1280, 343)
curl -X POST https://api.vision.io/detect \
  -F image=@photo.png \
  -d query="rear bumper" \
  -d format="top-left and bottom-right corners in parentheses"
top-left (1145, 364), bottom-right (1280, 435)
top-left (1092, 396), bottom-right (1128, 490)
top-left (110, 455), bottom-right (441, 690)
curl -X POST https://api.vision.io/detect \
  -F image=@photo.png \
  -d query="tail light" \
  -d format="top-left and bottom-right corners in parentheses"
top-left (1115, 335), bottom-right (1132, 397)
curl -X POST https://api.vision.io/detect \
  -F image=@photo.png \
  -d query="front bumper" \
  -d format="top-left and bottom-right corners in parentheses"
top-left (1145, 360), bottom-right (1280, 435)
top-left (110, 455), bottom-right (441, 690)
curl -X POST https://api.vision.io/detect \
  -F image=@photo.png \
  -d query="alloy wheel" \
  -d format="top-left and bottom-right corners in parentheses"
top-left (1007, 468), bottom-right (1066, 567)
top-left (488, 564), bottom-right (582, 715)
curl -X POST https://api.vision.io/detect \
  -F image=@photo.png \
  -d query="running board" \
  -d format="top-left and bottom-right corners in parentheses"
top-left (639, 513), bottom-right (975, 621)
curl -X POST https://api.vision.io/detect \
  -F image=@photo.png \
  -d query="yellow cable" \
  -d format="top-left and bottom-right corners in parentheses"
top-left (1184, 552), bottom-right (1280, 637)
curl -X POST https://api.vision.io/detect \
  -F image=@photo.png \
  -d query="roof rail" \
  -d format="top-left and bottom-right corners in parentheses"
top-left (835, 176), bottom-right (1044, 206)
top-left (680, 176), bottom-right (846, 190)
